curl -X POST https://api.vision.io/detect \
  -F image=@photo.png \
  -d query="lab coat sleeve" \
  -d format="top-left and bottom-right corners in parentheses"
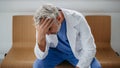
top-left (76, 15), bottom-right (96, 68)
top-left (34, 31), bottom-right (50, 60)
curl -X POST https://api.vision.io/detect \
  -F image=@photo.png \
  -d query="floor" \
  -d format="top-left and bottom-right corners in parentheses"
top-left (0, 59), bottom-right (3, 68)
top-left (56, 60), bottom-right (74, 68)
top-left (0, 63), bottom-right (1, 68)
top-left (0, 55), bottom-right (4, 68)
top-left (0, 60), bottom-right (2, 68)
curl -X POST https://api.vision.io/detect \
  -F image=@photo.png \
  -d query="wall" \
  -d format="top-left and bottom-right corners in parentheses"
top-left (0, 0), bottom-right (120, 62)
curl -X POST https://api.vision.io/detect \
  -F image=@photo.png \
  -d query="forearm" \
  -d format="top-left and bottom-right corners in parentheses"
top-left (37, 35), bottom-right (46, 52)
top-left (34, 41), bottom-right (49, 59)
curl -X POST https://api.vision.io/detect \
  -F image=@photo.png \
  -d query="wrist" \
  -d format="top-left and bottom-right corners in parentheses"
top-left (38, 42), bottom-right (46, 52)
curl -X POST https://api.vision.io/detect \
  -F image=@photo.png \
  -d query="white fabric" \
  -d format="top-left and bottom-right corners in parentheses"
top-left (34, 8), bottom-right (96, 68)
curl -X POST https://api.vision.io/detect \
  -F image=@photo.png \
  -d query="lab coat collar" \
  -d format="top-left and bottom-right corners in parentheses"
top-left (62, 8), bottom-right (79, 53)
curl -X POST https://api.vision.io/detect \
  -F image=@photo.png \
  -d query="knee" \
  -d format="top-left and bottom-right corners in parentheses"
top-left (91, 63), bottom-right (101, 68)
top-left (95, 59), bottom-right (101, 68)
top-left (91, 58), bottom-right (102, 68)
top-left (33, 59), bottom-right (43, 68)
top-left (96, 63), bottom-right (101, 68)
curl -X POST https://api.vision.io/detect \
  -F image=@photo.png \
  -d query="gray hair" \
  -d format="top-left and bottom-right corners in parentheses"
top-left (33, 4), bottom-right (59, 25)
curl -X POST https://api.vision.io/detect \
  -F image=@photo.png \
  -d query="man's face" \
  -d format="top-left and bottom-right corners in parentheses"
top-left (47, 19), bottom-right (61, 35)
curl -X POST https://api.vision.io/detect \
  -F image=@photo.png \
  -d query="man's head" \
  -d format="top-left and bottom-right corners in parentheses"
top-left (33, 4), bottom-right (64, 34)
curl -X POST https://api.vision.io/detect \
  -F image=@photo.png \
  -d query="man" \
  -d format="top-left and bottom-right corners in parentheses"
top-left (33, 4), bottom-right (101, 68)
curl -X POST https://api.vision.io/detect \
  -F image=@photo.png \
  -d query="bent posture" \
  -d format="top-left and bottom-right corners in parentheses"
top-left (33, 4), bottom-right (101, 68)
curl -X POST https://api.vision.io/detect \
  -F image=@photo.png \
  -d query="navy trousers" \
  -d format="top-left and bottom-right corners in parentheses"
top-left (33, 48), bottom-right (101, 68)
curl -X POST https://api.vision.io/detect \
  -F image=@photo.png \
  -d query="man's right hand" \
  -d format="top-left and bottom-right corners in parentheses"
top-left (36, 18), bottom-right (54, 52)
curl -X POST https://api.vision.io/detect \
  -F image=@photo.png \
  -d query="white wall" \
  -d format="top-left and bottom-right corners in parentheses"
top-left (0, 0), bottom-right (120, 62)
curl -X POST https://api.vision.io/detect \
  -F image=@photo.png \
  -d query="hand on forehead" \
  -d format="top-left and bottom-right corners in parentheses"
top-left (40, 17), bottom-right (57, 24)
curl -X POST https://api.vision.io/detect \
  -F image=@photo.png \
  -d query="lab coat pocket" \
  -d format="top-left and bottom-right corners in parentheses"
top-left (76, 32), bottom-right (82, 51)
top-left (76, 42), bottom-right (82, 52)
top-left (76, 44), bottom-right (82, 52)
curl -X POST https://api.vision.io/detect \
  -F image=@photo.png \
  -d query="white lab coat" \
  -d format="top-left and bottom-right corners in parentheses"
top-left (34, 8), bottom-right (96, 68)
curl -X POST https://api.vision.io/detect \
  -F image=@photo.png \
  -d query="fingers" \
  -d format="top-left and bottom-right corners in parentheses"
top-left (39, 18), bottom-right (45, 25)
top-left (45, 18), bottom-right (54, 29)
top-left (39, 18), bottom-right (54, 31)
